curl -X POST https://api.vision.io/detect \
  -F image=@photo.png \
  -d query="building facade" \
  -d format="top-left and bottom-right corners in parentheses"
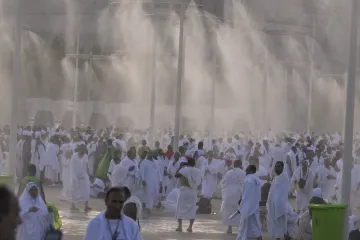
top-left (1, 0), bottom-right (353, 132)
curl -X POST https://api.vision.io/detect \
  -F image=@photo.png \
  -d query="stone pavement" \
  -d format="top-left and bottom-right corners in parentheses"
top-left (44, 186), bottom-right (274, 240)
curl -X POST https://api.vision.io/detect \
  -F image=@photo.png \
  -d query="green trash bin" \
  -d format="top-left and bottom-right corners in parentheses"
top-left (0, 175), bottom-right (14, 189)
top-left (309, 204), bottom-right (347, 240)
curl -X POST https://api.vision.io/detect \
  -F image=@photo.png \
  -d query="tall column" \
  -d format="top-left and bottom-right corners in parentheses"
top-left (341, 0), bottom-right (359, 238)
top-left (149, 18), bottom-right (158, 146)
top-left (173, 0), bottom-right (186, 150)
top-left (9, 0), bottom-right (22, 187)
top-left (72, 32), bottom-right (80, 129)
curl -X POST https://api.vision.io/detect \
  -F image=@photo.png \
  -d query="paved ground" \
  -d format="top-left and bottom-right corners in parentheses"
top-left (44, 185), bottom-right (275, 240)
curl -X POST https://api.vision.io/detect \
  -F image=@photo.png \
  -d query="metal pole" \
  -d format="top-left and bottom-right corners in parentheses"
top-left (209, 56), bottom-right (216, 139)
top-left (284, 65), bottom-right (288, 130)
top-left (173, 0), bottom-right (186, 151)
top-left (307, 20), bottom-right (315, 133)
top-left (263, 35), bottom-right (268, 130)
top-left (149, 18), bottom-right (158, 146)
top-left (88, 52), bottom-right (93, 103)
top-left (341, 0), bottom-right (359, 238)
top-left (87, 53), bottom-right (93, 127)
top-left (9, 0), bottom-right (22, 185)
top-left (72, 31), bottom-right (80, 129)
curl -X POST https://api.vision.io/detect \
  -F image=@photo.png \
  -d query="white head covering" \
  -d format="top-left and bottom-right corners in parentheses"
top-left (19, 182), bottom-right (48, 215)
top-left (35, 131), bottom-right (41, 138)
top-left (92, 178), bottom-right (105, 191)
top-left (349, 215), bottom-right (359, 233)
top-left (313, 188), bottom-right (322, 198)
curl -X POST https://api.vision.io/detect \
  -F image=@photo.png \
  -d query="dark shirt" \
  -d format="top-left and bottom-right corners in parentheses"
top-left (349, 229), bottom-right (360, 240)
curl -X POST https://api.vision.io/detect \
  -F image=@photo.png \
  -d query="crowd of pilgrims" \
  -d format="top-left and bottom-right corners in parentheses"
top-left (2, 125), bottom-right (360, 239)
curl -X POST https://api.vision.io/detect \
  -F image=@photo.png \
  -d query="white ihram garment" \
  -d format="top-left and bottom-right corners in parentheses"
top-left (90, 178), bottom-right (105, 197)
top-left (267, 172), bottom-right (290, 238)
top-left (60, 143), bottom-right (72, 201)
top-left (175, 166), bottom-right (202, 220)
top-left (221, 168), bottom-right (245, 227)
top-left (16, 139), bottom-right (24, 177)
top-left (84, 212), bottom-right (142, 240)
top-left (286, 203), bottom-right (299, 237)
top-left (201, 159), bottom-right (222, 198)
top-left (43, 142), bottom-right (60, 182)
top-left (166, 159), bottom-right (183, 193)
top-left (86, 142), bottom-right (97, 176)
top-left (259, 149), bottom-right (271, 172)
top-left (107, 159), bottom-right (118, 179)
top-left (124, 195), bottom-right (143, 221)
top-left (237, 174), bottom-right (262, 240)
top-left (292, 168), bottom-right (314, 213)
top-left (315, 165), bottom-right (336, 200)
top-left (30, 141), bottom-right (46, 178)
top-left (164, 188), bottom-right (180, 213)
top-left (70, 153), bottom-right (91, 203)
top-left (140, 158), bottom-right (161, 209)
top-left (285, 151), bottom-right (297, 179)
top-left (111, 157), bottom-right (141, 195)
top-left (255, 165), bottom-right (268, 187)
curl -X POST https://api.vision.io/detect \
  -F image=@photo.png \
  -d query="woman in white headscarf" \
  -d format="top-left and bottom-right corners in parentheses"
top-left (17, 182), bottom-right (51, 240)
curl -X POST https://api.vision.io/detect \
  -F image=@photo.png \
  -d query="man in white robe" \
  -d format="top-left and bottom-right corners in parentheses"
top-left (30, 133), bottom-right (46, 179)
top-left (84, 187), bottom-right (142, 240)
top-left (269, 144), bottom-right (286, 176)
top-left (200, 151), bottom-right (221, 199)
top-left (313, 149), bottom-right (324, 167)
top-left (152, 150), bottom-right (168, 206)
top-left (107, 149), bottom-right (122, 180)
top-left (292, 160), bottom-right (314, 214)
top-left (250, 156), bottom-right (270, 187)
top-left (174, 158), bottom-right (202, 232)
top-left (70, 144), bottom-right (91, 211)
top-left (307, 150), bottom-right (319, 176)
top-left (113, 134), bottom-right (127, 159)
top-left (86, 137), bottom-right (97, 177)
top-left (43, 137), bottom-right (60, 184)
top-left (140, 151), bottom-right (161, 214)
top-left (60, 138), bottom-right (72, 201)
top-left (314, 157), bottom-right (337, 201)
top-left (111, 150), bottom-right (141, 195)
top-left (16, 134), bottom-right (25, 178)
top-left (237, 164), bottom-right (263, 240)
top-left (267, 161), bottom-right (290, 240)
top-left (285, 146), bottom-right (297, 181)
top-left (166, 152), bottom-right (184, 193)
top-left (221, 160), bottom-right (245, 234)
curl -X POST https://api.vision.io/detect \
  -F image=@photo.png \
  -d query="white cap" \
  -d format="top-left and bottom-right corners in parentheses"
top-left (313, 188), bottom-right (322, 198)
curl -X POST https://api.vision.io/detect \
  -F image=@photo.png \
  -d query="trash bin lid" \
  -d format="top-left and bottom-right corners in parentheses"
top-left (309, 204), bottom-right (347, 209)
